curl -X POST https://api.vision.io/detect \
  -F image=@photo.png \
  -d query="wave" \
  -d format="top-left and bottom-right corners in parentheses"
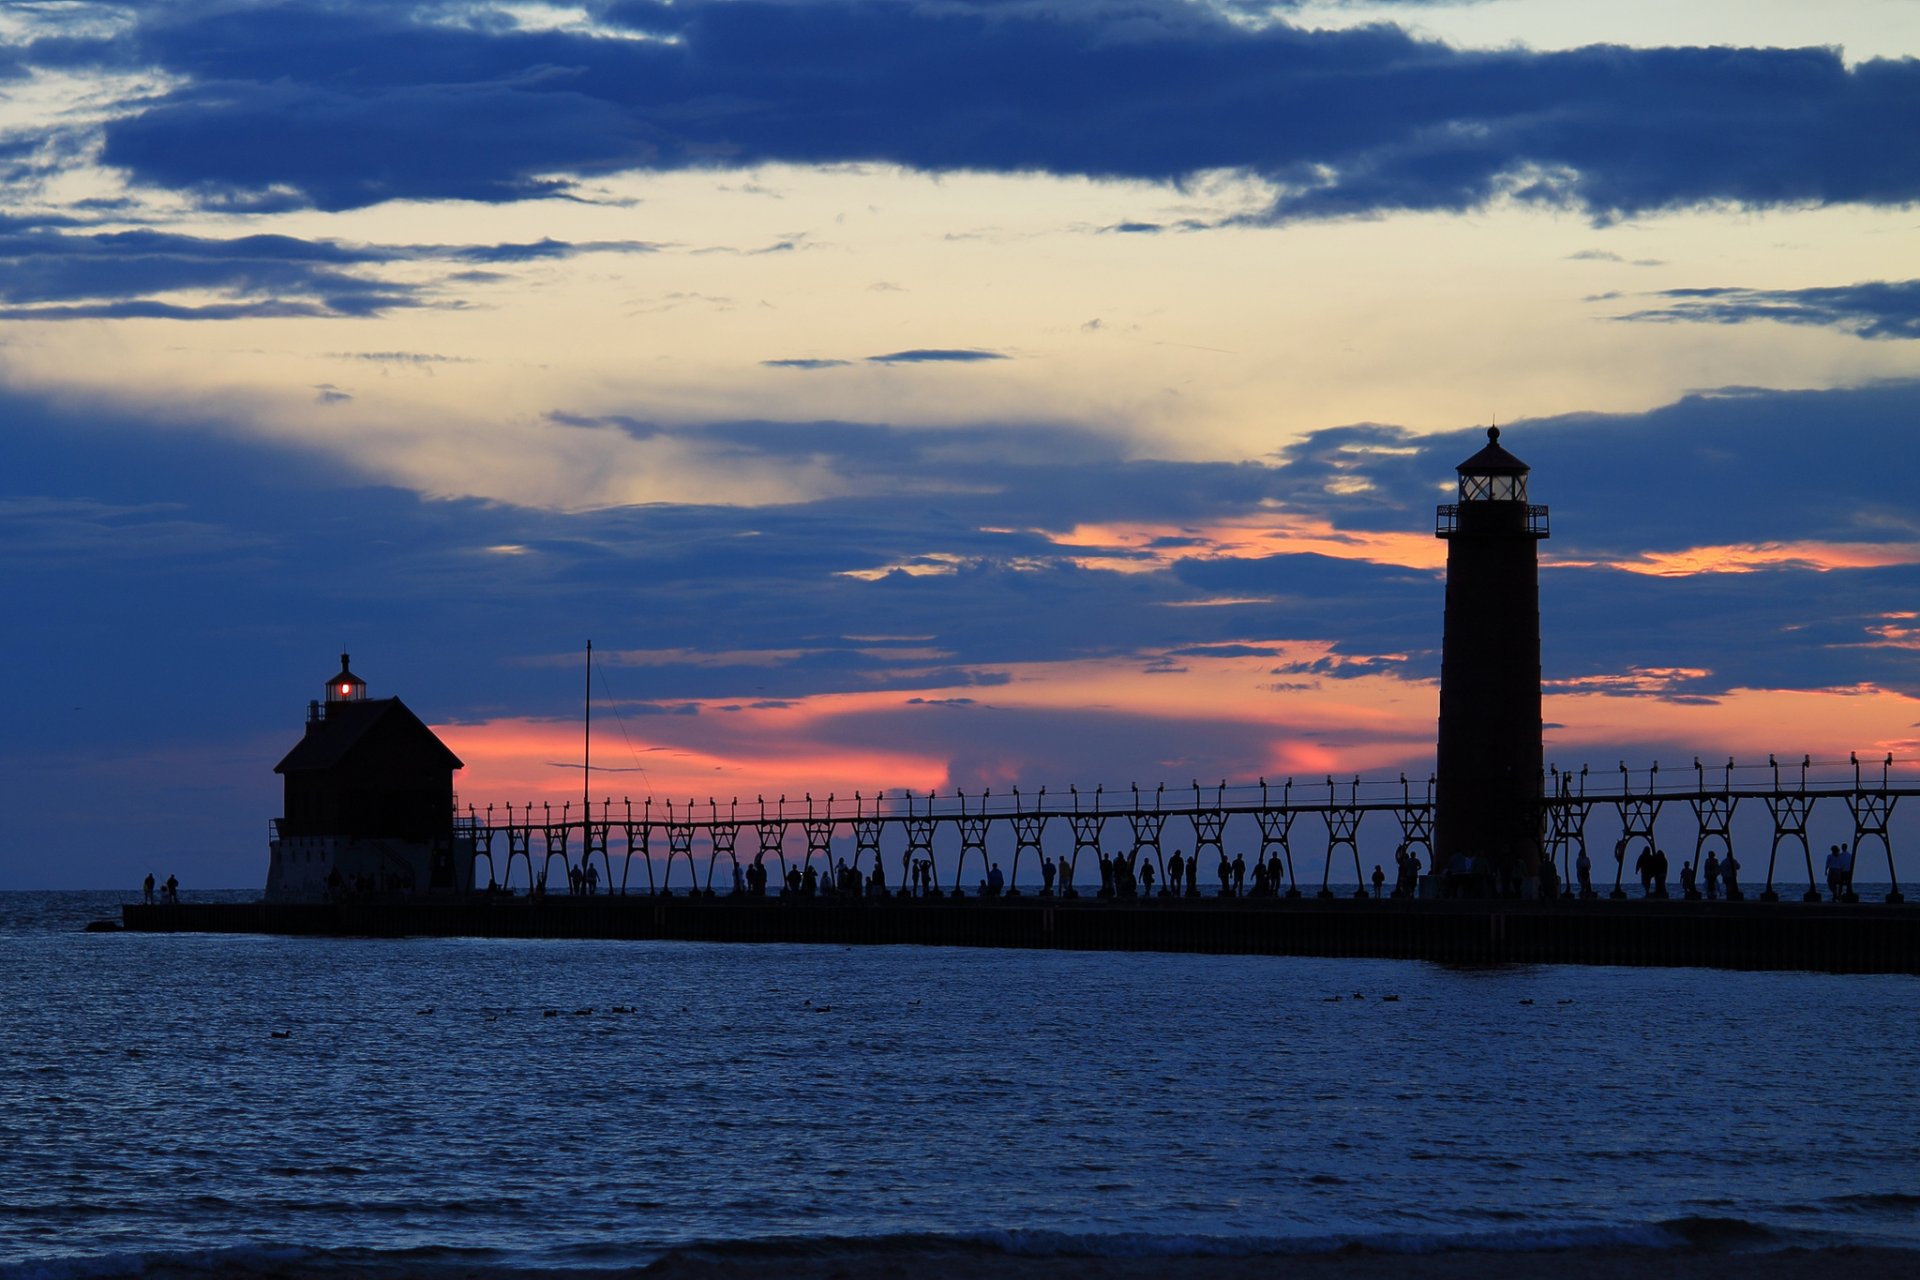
top-left (0, 1219), bottom-right (1837, 1280)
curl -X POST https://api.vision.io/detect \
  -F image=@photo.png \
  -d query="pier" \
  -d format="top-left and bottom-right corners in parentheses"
top-left (435, 753), bottom-right (1907, 905)
top-left (123, 755), bottom-right (1920, 974)
top-left (121, 893), bottom-right (1920, 974)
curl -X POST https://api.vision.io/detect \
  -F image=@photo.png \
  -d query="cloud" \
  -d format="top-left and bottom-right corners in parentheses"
top-left (0, 225), bottom-right (665, 321)
top-left (867, 348), bottom-right (1008, 364)
top-left (11, 374), bottom-right (1920, 884)
top-left (16, 1), bottom-right (1909, 220)
top-left (334, 351), bottom-right (476, 365)
top-left (762, 357), bottom-right (852, 370)
top-left (1615, 279), bottom-right (1920, 340)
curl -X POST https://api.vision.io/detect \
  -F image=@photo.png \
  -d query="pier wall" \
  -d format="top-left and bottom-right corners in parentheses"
top-left (120, 896), bottom-right (1920, 975)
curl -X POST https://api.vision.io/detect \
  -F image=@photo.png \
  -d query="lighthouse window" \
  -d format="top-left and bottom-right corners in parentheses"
top-left (339, 683), bottom-right (351, 696)
top-left (1460, 474), bottom-right (1527, 501)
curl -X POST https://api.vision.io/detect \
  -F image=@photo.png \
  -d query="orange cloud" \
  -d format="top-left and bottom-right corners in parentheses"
top-left (1037, 514), bottom-right (1446, 572)
top-left (1595, 540), bottom-right (1920, 577)
top-left (436, 639), bottom-right (1443, 809)
top-left (1544, 681), bottom-right (1920, 772)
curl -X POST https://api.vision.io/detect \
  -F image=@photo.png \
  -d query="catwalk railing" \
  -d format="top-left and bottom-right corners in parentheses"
top-left (448, 753), bottom-right (1913, 905)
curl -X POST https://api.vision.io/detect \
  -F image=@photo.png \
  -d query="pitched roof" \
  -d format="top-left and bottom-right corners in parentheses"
top-left (1456, 426), bottom-right (1530, 476)
top-left (274, 697), bottom-right (465, 774)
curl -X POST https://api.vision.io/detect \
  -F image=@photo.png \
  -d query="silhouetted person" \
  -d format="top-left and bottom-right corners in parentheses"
top-left (1703, 851), bottom-right (1720, 899)
top-left (1576, 849), bottom-right (1592, 897)
top-left (1680, 859), bottom-right (1697, 899)
top-left (1722, 852), bottom-right (1741, 899)
top-left (987, 862), bottom-right (1004, 896)
top-left (1371, 864), bottom-right (1386, 898)
top-left (1041, 855), bottom-right (1055, 895)
top-left (1140, 859), bottom-right (1155, 896)
top-left (1841, 842), bottom-right (1856, 897)
top-left (1098, 852), bottom-right (1114, 898)
top-left (869, 857), bottom-right (886, 897)
top-left (1634, 845), bottom-right (1653, 895)
top-left (1651, 847), bottom-right (1668, 898)
top-left (1217, 853), bottom-right (1231, 896)
top-left (1166, 850), bottom-right (1183, 893)
top-left (1186, 852), bottom-right (1199, 897)
top-left (1231, 852), bottom-right (1246, 893)
top-left (164, 874), bottom-right (178, 904)
top-left (143, 873), bottom-right (155, 905)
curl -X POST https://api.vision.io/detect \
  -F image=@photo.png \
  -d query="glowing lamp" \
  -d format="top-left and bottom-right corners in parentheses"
top-left (325, 653), bottom-right (367, 704)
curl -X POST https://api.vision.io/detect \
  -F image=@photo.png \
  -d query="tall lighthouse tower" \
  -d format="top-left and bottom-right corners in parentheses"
top-left (1434, 428), bottom-right (1549, 888)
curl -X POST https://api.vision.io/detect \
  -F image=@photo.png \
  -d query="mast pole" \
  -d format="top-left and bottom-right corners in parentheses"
top-left (584, 639), bottom-right (593, 840)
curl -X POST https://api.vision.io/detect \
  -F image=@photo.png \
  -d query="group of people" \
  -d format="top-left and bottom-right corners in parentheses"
top-left (1620, 839), bottom-right (1743, 899)
top-left (1824, 844), bottom-right (1858, 900)
top-left (141, 872), bottom-right (179, 904)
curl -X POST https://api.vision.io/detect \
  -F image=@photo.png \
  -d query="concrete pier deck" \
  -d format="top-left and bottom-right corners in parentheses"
top-left (120, 894), bottom-right (1920, 974)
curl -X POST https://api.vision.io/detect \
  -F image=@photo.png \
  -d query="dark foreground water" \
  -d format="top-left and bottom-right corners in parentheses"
top-left (2, 891), bottom-right (1916, 1278)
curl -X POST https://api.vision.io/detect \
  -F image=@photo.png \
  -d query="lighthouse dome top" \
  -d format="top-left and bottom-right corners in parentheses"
top-left (325, 652), bottom-right (367, 704)
top-left (1456, 426), bottom-right (1529, 476)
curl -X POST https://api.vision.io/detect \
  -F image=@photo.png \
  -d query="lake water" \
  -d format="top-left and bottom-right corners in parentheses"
top-left (2, 890), bottom-right (1916, 1278)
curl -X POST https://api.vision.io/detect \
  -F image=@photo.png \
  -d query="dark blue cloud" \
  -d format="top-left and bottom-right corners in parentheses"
top-left (1616, 280), bottom-right (1920, 339)
top-left (9, 375), bottom-right (1920, 884)
top-left (867, 349), bottom-right (1007, 364)
top-left (19, 1), bottom-right (1910, 219)
top-left (0, 225), bottom-right (660, 320)
top-left (763, 358), bottom-right (852, 370)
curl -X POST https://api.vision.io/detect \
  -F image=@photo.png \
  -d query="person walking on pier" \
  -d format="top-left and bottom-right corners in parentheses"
top-left (1166, 850), bottom-right (1184, 895)
top-left (1680, 859), bottom-right (1697, 899)
top-left (1841, 842), bottom-right (1856, 898)
top-left (164, 874), bottom-right (178, 905)
top-left (1825, 845), bottom-right (1843, 900)
top-left (1140, 859), bottom-right (1155, 896)
top-left (1577, 848), bottom-right (1592, 897)
top-left (1703, 851), bottom-right (1720, 900)
top-left (1723, 852), bottom-right (1741, 898)
top-left (143, 873), bottom-right (155, 905)
top-left (1371, 864), bottom-right (1386, 899)
top-left (1232, 852), bottom-right (1247, 894)
top-left (1217, 852), bottom-right (1232, 897)
top-left (1651, 847), bottom-right (1669, 898)
top-left (1040, 855), bottom-right (1055, 896)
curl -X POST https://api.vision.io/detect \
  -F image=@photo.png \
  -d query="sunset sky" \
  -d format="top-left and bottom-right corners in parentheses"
top-left (6, 0), bottom-right (1920, 888)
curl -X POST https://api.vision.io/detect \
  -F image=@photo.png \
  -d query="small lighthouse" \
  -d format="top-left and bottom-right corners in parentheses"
top-left (268, 655), bottom-right (468, 901)
top-left (1434, 428), bottom-right (1549, 888)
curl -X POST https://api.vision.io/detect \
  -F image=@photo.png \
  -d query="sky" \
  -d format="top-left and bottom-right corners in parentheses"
top-left (5, 0), bottom-right (1920, 889)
